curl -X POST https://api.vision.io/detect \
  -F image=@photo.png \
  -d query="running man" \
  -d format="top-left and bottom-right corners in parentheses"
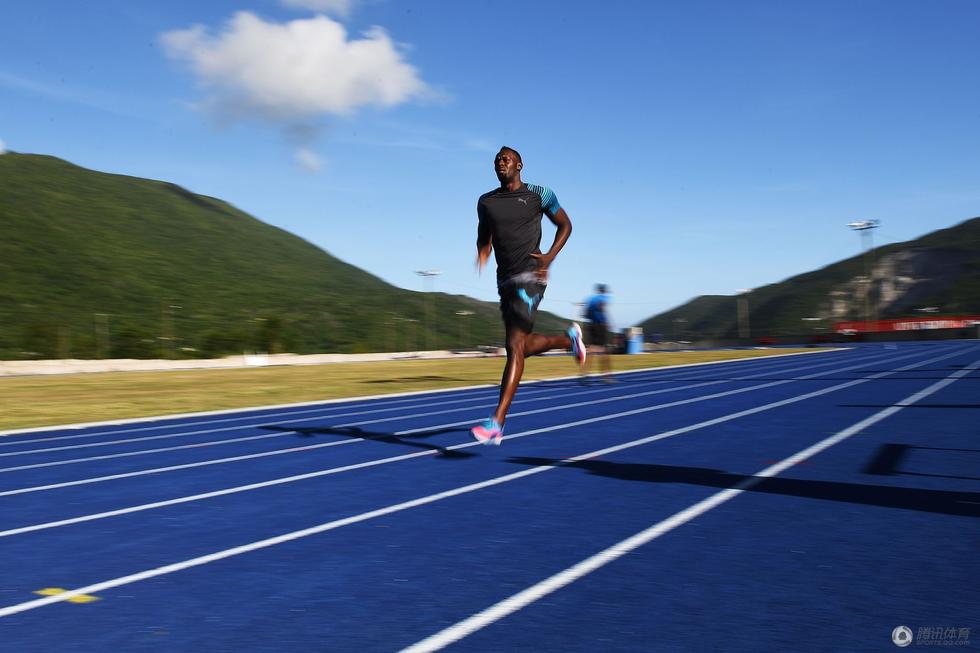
top-left (583, 283), bottom-right (614, 382)
top-left (470, 146), bottom-right (586, 445)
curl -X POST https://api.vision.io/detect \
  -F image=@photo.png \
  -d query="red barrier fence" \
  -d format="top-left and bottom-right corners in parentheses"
top-left (834, 316), bottom-right (980, 334)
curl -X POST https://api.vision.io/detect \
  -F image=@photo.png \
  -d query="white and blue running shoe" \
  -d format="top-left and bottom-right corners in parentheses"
top-left (568, 322), bottom-right (586, 368)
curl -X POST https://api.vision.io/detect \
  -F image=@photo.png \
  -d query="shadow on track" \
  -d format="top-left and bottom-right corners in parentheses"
top-left (260, 425), bottom-right (476, 458)
top-left (862, 443), bottom-right (980, 482)
top-left (506, 456), bottom-right (980, 517)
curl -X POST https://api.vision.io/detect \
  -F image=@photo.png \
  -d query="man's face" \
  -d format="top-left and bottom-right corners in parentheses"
top-left (494, 150), bottom-right (521, 182)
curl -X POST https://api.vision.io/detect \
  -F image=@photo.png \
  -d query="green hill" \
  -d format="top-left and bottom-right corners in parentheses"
top-left (638, 216), bottom-right (980, 340)
top-left (0, 153), bottom-right (567, 359)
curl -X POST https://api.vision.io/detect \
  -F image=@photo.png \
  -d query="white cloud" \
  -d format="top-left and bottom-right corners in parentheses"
top-left (161, 12), bottom-right (430, 122)
top-left (0, 138), bottom-right (6, 154)
top-left (295, 147), bottom-right (323, 172)
top-left (281, 0), bottom-right (353, 17)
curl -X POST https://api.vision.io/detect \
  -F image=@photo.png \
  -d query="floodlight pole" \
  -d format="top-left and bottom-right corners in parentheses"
top-left (391, 316), bottom-right (418, 352)
top-left (415, 269), bottom-right (441, 351)
top-left (455, 310), bottom-right (474, 348)
top-left (847, 220), bottom-right (880, 330)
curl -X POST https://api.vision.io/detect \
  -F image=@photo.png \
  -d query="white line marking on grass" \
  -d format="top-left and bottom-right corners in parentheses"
top-left (0, 348), bottom-right (851, 453)
top-left (0, 357), bottom-right (754, 453)
top-left (0, 379), bottom-right (577, 448)
top-left (0, 349), bottom-right (842, 439)
top-left (0, 381), bottom-right (493, 439)
top-left (0, 346), bottom-right (935, 498)
top-left (399, 355), bottom-right (980, 653)
top-left (0, 391), bottom-right (498, 456)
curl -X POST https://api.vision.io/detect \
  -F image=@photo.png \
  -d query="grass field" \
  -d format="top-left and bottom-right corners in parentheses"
top-left (0, 349), bottom-right (829, 431)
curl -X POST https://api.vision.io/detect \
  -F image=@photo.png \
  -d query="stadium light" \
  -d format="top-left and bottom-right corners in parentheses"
top-left (390, 316), bottom-right (420, 352)
top-left (846, 219), bottom-right (880, 231)
top-left (455, 310), bottom-right (474, 348)
top-left (415, 270), bottom-right (441, 351)
top-left (847, 219), bottom-right (880, 328)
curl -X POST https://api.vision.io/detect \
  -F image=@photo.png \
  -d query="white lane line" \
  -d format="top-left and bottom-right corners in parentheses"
top-left (322, 349), bottom-right (885, 431)
top-left (0, 391), bottom-right (501, 456)
top-left (0, 364), bottom-right (696, 455)
top-left (0, 349), bottom-right (842, 440)
top-left (0, 348), bottom-right (967, 618)
top-left (0, 348), bottom-right (883, 465)
top-left (0, 381), bottom-right (498, 439)
top-left (0, 432), bottom-right (287, 474)
top-left (0, 346), bottom-right (966, 542)
top-left (0, 346), bottom-right (936, 497)
top-left (0, 382), bottom-right (534, 448)
top-left (395, 345), bottom-right (961, 435)
top-left (0, 372), bottom-right (661, 470)
top-left (399, 356), bottom-right (980, 653)
top-left (0, 348), bottom-right (848, 452)
top-left (0, 438), bottom-right (363, 499)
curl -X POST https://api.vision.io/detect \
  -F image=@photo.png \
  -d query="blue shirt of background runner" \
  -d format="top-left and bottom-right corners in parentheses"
top-left (585, 293), bottom-right (611, 325)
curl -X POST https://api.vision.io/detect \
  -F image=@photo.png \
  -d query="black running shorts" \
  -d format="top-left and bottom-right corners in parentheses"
top-left (587, 322), bottom-right (608, 347)
top-left (498, 278), bottom-right (547, 332)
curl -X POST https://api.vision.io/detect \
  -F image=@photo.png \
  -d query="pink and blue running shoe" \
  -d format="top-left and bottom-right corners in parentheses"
top-left (471, 417), bottom-right (504, 446)
top-left (568, 322), bottom-right (587, 367)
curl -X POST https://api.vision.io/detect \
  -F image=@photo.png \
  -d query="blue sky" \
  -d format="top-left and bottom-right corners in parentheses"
top-left (2, 0), bottom-right (979, 328)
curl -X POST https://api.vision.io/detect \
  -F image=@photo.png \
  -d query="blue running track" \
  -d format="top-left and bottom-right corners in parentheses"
top-left (0, 342), bottom-right (977, 652)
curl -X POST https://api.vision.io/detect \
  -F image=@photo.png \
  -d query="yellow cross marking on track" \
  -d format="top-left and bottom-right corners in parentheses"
top-left (33, 588), bottom-right (100, 604)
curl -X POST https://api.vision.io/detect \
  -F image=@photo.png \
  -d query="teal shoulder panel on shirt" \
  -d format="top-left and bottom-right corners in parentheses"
top-left (526, 183), bottom-right (561, 216)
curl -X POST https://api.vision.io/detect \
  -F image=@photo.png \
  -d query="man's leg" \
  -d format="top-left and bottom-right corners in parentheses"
top-left (583, 323), bottom-right (600, 378)
top-left (598, 326), bottom-right (613, 380)
top-left (600, 346), bottom-right (613, 378)
top-left (494, 323), bottom-right (571, 425)
top-left (472, 281), bottom-right (582, 445)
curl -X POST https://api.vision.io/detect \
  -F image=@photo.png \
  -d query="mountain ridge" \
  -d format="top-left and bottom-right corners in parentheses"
top-left (0, 152), bottom-right (567, 359)
top-left (638, 216), bottom-right (980, 340)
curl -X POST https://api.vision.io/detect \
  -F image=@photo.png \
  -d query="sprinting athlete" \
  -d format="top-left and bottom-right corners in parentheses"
top-left (470, 146), bottom-right (586, 445)
top-left (583, 283), bottom-right (614, 381)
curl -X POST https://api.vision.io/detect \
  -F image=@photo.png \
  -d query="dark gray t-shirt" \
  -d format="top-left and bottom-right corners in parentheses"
top-left (477, 183), bottom-right (561, 284)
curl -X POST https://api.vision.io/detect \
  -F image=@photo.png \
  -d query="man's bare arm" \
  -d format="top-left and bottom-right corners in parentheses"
top-left (476, 219), bottom-right (493, 273)
top-left (530, 207), bottom-right (572, 281)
